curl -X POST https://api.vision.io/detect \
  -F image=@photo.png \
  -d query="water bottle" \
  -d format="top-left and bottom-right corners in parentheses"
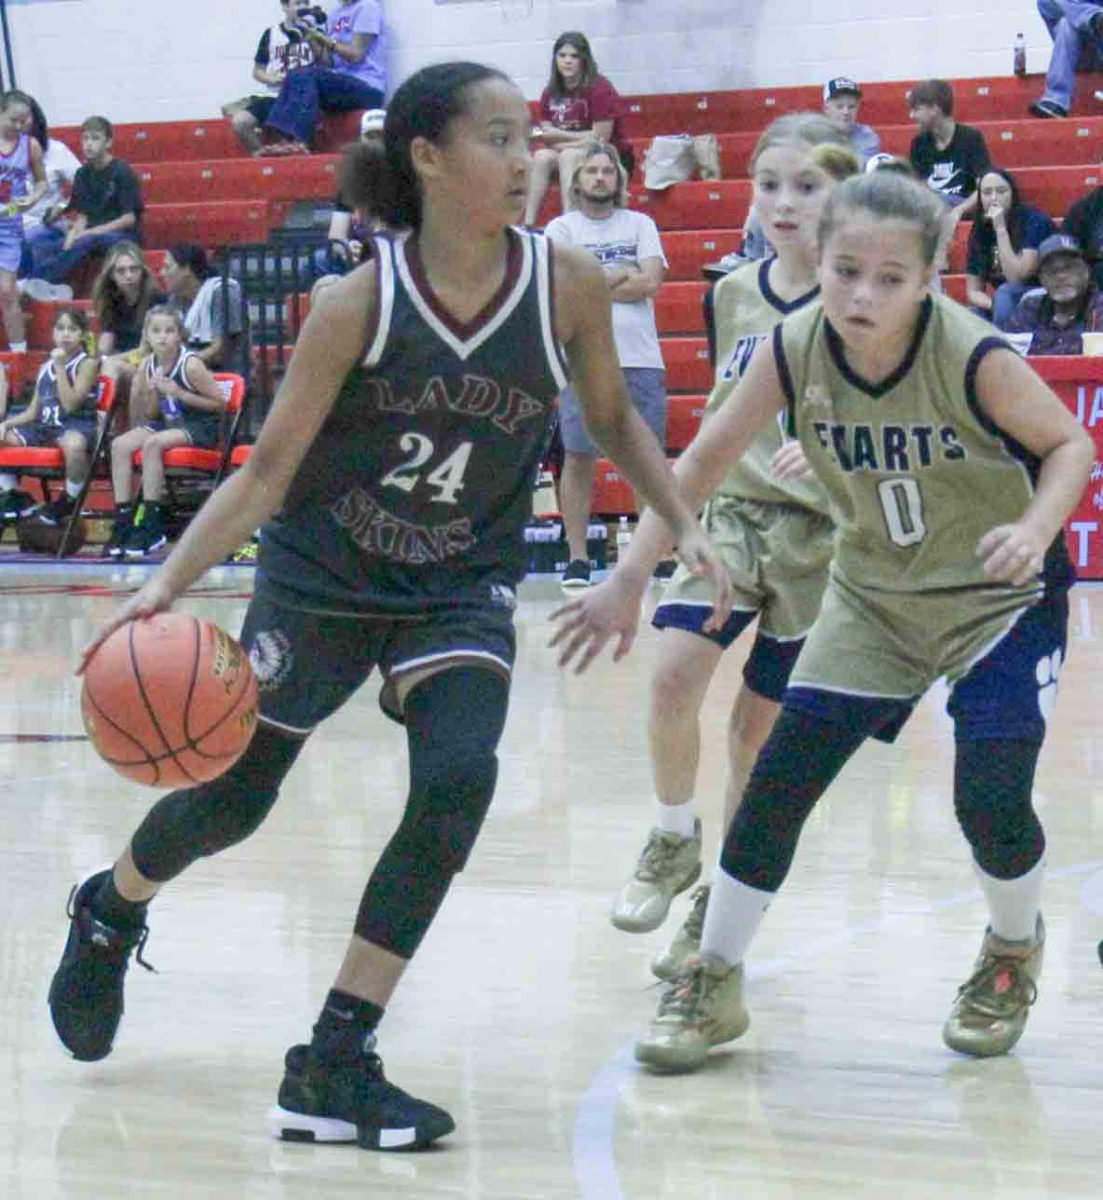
top-left (616, 514), bottom-right (631, 561)
top-left (1013, 33), bottom-right (1026, 78)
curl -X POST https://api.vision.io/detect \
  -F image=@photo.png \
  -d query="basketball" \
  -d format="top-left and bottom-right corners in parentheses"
top-left (80, 613), bottom-right (258, 788)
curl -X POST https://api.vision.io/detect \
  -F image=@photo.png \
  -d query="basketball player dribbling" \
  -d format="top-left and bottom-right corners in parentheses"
top-left (554, 170), bottom-right (1092, 1073)
top-left (48, 62), bottom-right (729, 1149)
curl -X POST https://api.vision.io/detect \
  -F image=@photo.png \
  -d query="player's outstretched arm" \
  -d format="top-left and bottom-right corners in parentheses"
top-left (550, 329), bottom-right (785, 673)
top-left (972, 348), bottom-right (1093, 585)
top-left (79, 266), bottom-right (380, 672)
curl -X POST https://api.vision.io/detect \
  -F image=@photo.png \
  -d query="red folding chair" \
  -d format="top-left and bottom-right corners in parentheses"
top-left (0, 374), bottom-right (120, 557)
top-left (132, 372), bottom-right (247, 511)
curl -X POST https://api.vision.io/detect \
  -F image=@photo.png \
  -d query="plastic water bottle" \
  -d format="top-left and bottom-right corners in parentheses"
top-left (616, 515), bottom-right (631, 561)
top-left (1013, 33), bottom-right (1026, 78)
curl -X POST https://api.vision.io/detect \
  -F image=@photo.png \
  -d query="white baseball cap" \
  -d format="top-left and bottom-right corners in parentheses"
top-left (360, 109), bottom-right (386, 136)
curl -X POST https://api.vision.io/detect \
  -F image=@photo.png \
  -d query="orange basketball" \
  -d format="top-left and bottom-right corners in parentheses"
top-left (81, 613), bottom-right (258, 788)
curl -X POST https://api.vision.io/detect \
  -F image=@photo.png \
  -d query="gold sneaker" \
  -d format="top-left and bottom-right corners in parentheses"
top-left (942, 915), bottom-right (1044, 1058)
top-left (610, 821), bottom-right (702, 933)
top-left (652, 883), bottom-right (711, 981)
top-left (634, 956), bottom-right (750, 1073)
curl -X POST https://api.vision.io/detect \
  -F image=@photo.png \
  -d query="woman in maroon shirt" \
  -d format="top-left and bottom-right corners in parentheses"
top-left (523, 31), bottom-right (629, 226)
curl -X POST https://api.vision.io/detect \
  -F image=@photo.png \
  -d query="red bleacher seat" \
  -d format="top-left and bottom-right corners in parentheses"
top-left (661, 230), bottom-right (745, 281)
top-left (54, 121), bottom-right (241, 165)
top-left (143, 201), bottom-right (273, 247)
top-left (630, 180), bottom-right (753, 231)
top-left (136, 157), bottom-right (338, 205)
top-left (619, 75), bottom-right (1103, 138)
top-left (666, 395), bottom-right (707, 451)
top-left (662, 337), bottom-right (712, 392)
top-left (655, 282), bottom-right (708, 335)
top-left (24, 300), bottom-right (95, 353)
top-left (591, 458), bottom-right (638, 517)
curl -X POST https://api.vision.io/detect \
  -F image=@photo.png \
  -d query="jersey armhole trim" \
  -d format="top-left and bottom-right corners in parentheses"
top-left (540, 235), bottom-right (571, 390)
top-left (773, 324), bottom-right (797, 437)
top-left (963, 336), bottom-right (1017, 437)
top-left (362, 235), bottom-right (392, 368)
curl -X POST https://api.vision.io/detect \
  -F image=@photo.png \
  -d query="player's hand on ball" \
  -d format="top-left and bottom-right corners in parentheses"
top-left (78, 579), bottom-right (176, 676)
top-left (977, 522), bottom-right (1046, 586)
top-left (549, 576), bottom-right (642, 674)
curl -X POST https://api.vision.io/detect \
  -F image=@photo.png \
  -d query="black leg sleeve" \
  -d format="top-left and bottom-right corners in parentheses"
top-left (720, 707), bottom-right (868, 892)
top-left (953, 736), bottom-right (1046, 880)
top-left (353, 666), bottom-right (509, 959)
top-left (130, 722), bottom-right (306, 883)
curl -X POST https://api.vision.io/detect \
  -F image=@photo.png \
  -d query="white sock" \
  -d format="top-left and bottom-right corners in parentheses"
top-left (65, 478), bottom-right (83, 498)
top-left (0, 474), bottom-right (16, 491)
top-left (656, 799), bottom-right (697, 839)
top-left (8, 340), bottom-right (25, 353)
top-left (975, 856), bottom-right (1044, 943)
top-left (700, 867), bottom-right (773, 967)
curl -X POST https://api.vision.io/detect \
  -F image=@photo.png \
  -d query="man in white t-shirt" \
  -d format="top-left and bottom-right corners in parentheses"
top-left (544, 143), bottom-right (668, 590)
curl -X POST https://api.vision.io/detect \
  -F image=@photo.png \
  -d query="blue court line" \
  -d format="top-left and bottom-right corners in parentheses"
top-left (570, 860), bottom-right (1103, 1200)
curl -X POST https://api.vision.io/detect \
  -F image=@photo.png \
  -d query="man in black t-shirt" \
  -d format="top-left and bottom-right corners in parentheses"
top-left (907, 79), bottom-right (991, 269)
top-left (22, 115), bottom-right (143, 298)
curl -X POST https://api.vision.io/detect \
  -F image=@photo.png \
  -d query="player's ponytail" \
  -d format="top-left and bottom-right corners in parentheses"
top-left (378, 62), bottom-right (511, 231)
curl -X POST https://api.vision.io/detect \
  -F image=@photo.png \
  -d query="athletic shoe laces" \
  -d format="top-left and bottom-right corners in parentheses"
top-left (636, 830), bottom-right (691, 883)
top-left (956, 954), bottom-right (1036, 1019)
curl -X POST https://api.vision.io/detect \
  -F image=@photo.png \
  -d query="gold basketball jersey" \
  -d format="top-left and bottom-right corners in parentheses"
top-left (707, 260), bottom-right (827, 512)
top-left (777, 293), bottom-right (1042, 607)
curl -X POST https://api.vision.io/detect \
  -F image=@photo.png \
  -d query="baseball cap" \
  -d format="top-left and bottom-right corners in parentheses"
top-left (1037, 233), bottom-right (1085, 268)
top-left (824, 77), bottom-right (862, 102)
top-left (360, 108), bottom-right (386, 136)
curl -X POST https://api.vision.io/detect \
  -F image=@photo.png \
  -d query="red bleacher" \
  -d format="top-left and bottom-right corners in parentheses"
top-left (9, 75), bottom-right (1097, 533)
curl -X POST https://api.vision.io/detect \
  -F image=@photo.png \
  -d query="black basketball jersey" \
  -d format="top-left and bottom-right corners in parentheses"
top-left (36, 352), bottom-right (96, 426)
top-left (260, 228), bottom-right (569, 615)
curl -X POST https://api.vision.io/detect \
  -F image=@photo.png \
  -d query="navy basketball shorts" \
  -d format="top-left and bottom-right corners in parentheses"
top-left (11, 417), bottom-right (96, 447)
top-left (239, 577), bottom-right (517, 734)
top-left (558, 367), bottom-right (667, 456)
top-left (652, 603), bottom-right (805, 704)
top-left (784, 590), bottom-right (1069, 745)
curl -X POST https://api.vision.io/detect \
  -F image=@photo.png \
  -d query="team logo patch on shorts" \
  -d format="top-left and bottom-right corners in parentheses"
top-left (248, 630), bottom-right (293, 692)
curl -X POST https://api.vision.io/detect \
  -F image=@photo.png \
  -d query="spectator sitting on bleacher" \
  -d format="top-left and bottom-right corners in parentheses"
top-left (822, 78), bottom-right (881, 164)
top-left (0, 308), bottom-right (99, 526)
top-left (965, 167), bottom-right (1055, 328)
top-left (161, 243), bottom-right (247, 374)
top-left (325, 108), bottom-right (386, 269)
top-left (21, 97), bottom-right (80, 271)
top-left (0, 91), bottom-right (48, 354)
top-left (1029, 0), bottom-right (1103, 118)
top-left (262, 0), bottom-right (386, 155)
top-left (224, 1), bottom-right (329, 156)
top-left (907, 80), bottom-right (990, 258)
top-left (544, 141), bottom-right (667, 590)
top-left (21, 116), bottom-right (143, 302)
top-left (1061, 184), bottom-right (1103, 287)
top-left (523, 31), bottom-right (630, 227)
top-left (104, 305), bottom-right (227, 559)
top-left (1005, 233), bottom-right (1103, 352)
top-left (92, 241), bottom-right (167, 413)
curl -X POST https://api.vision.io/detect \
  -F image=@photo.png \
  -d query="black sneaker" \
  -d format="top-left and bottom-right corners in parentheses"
top-left (123, 523), bottom-right (167, 559)
top-left (0, 487), bottom-right (37, 520)
top-left (560, 558), bottom-right (592, 592)
top-left (35, 493), bottom-right (77, 526)
top-left (102, 506), bottom-right (135, 559)
top-left (269, 1042), bottom-right (456, 1151)
top-left (1028, 99), bottom-right (1068, 119)
top-left (48, 869), bottom-right (153, 1062)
